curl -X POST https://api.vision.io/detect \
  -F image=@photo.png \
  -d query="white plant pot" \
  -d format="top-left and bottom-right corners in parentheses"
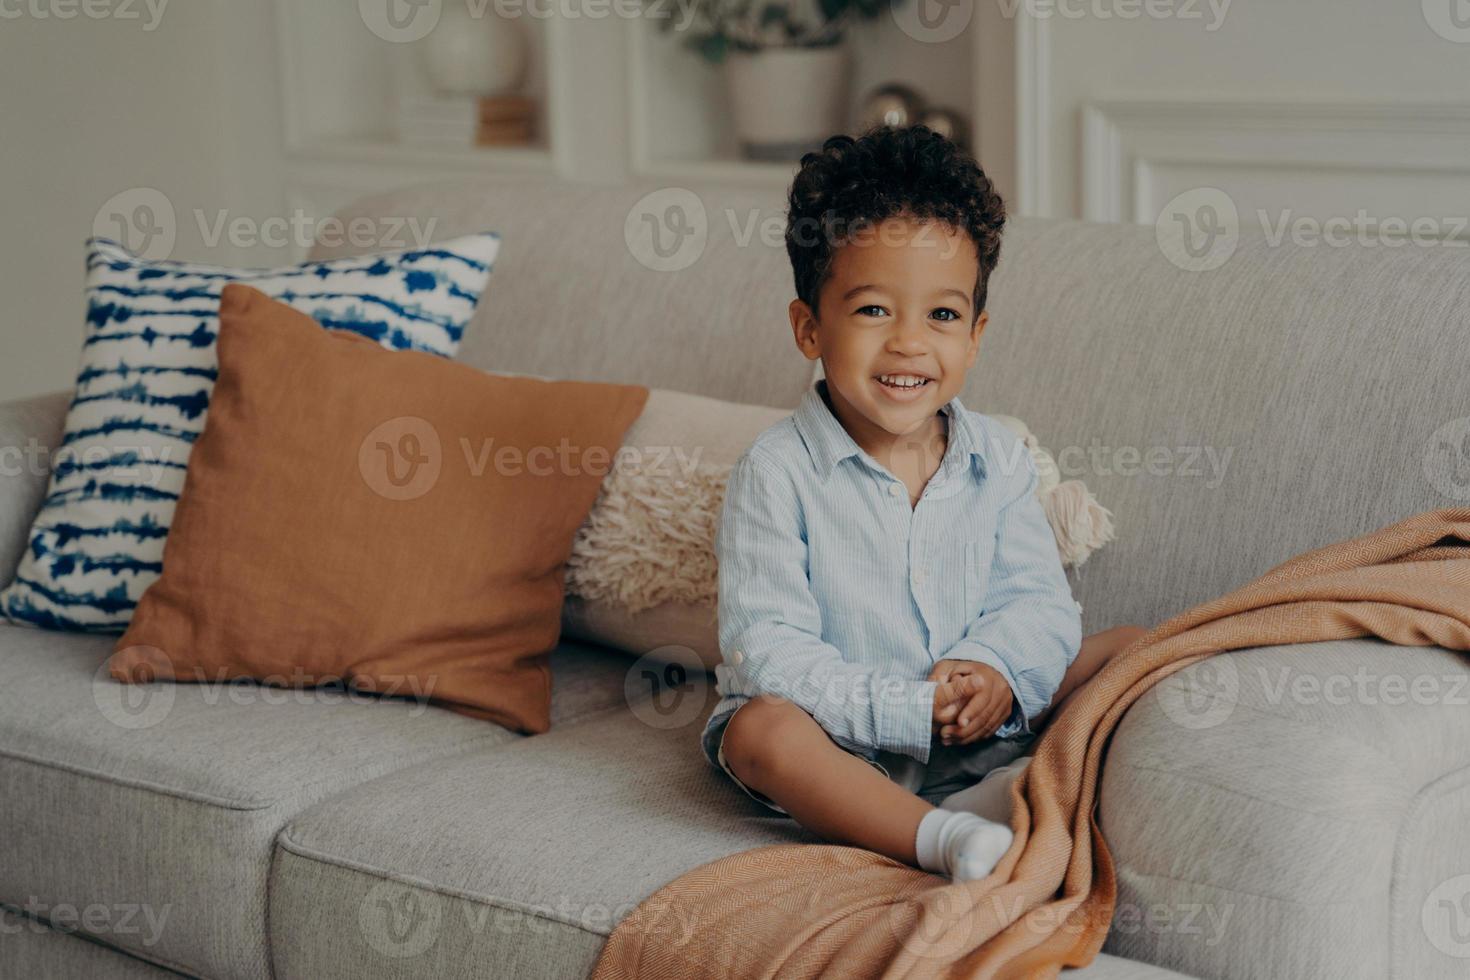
top-left (723, 45), bottom-right (851, 160)
top-left (420, 4), bottom-right (529, 97)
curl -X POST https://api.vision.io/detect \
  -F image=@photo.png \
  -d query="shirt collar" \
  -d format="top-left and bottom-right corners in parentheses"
top-left (794, 377), bottom-right (988, 484)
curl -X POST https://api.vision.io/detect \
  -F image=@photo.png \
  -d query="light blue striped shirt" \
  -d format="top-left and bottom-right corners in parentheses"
top-left (702, 377), bottom-right (1082, 768)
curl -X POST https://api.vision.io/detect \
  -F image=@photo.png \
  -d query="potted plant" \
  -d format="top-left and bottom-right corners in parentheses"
top-left (653, 0), bottom-right (889, 160)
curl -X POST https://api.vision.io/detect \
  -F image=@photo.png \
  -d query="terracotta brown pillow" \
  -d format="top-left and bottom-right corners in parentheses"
top-left (108, 284), bottom-right (649, 733)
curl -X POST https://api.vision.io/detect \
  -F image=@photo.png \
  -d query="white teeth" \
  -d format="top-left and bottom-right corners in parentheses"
top-left (878, 374), bottom-right (928, 389)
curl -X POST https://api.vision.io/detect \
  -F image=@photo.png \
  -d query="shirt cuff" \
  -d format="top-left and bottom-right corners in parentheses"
top-left (877, 678), bottom-right (938, 764)
top-left (941, 642), bottom-right (1030, 739)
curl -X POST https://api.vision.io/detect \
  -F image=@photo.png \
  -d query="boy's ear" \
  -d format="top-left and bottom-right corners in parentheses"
top-left (790, 298), bottom-right (822, 361)
top-left (965, 310), bottom-right (988, 368)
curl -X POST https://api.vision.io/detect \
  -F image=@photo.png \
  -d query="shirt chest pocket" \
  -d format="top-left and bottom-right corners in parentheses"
top-left (964, 535), bottom-right (996, 621)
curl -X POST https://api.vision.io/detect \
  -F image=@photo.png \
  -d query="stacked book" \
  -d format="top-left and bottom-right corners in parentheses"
top-left (395, 95), bottom-right (535, 147)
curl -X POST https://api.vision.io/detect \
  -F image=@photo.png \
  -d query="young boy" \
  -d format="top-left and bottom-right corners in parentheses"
top-left (701, 125), bottom-right (1146, 881)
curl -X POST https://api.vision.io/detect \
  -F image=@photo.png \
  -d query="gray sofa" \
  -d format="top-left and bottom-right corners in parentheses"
top-left (2, 178), bottom-right (1467, 980)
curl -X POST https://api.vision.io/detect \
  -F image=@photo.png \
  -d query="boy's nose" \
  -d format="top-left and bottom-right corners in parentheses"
top-left (885, 317), bottom-right (930, 353)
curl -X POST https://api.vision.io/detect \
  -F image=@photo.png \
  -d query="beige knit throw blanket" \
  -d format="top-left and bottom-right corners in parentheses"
top-left (590, 507), bottom-right (1470, 980)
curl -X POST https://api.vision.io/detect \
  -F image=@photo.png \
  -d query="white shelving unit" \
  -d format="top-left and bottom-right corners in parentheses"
top-left (270, 4), bottom-right (1005, 239)
top-left (627, 15), bottom-right (980, 187)
top-left (273, 0), bottom-right (569, 255)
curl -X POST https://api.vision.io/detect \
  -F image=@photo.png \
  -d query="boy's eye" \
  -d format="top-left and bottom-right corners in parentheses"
top-left (852, 304), bottom-right (964, 321)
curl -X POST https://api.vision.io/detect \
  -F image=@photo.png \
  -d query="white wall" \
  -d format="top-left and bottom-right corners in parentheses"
top-left (4, 0), bottom-right (1466, 400)
top-left (0, 0), bottom-right (284, 401)
top-left (1020, 0), bottom-right (1470, 223)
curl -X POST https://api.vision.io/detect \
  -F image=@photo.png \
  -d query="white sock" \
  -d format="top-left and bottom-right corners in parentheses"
top-left (914, 808), bottom-right (1014, 881)
top-left (938, 755), bottom-right (1032, 824)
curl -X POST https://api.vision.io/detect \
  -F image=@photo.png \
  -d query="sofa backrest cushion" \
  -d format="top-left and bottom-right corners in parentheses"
top-left (315, 181), bottom-right (1470, 633)
top-left (978, 217), bottom-right (1469, 630)
top-left (314, 178), bottom-right (813, 411)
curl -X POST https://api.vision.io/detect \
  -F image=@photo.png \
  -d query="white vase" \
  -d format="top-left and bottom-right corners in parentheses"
top-left (722, 45), bottom-right (851, 160)
top-left (419, 4), bottom-right (528, 97)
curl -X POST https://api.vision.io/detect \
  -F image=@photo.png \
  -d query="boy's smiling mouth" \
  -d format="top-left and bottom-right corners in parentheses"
top-left (874, 372), bottom-right (934, 399)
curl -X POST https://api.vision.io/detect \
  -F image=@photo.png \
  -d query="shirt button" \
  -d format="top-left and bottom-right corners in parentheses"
top-left (914, 569), bottom-right (928, 586)
top-left (887, 483), bottom-right (903, 497)
top-left (730, 649), bottom-right (744, 666)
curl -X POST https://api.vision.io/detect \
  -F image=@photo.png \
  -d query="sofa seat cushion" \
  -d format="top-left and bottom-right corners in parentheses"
top-left (1099, 638), bottom-right (1470, 980)
top-left (0, 622), bottom-right (632, 980)
top-left (271, 690), bottom-right (1197, 980)
top-left (0, 908), bottom-right (181, 980)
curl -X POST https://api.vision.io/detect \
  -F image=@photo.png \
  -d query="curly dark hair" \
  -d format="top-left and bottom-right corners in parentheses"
top-left (785, 124), bottom-right (1006, 321)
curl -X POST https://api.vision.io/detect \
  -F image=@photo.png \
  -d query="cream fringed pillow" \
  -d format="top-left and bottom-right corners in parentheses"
top-left (561, 390), bottom-right (783, 671)
top-left (562, 391), bottom-right (1115, 673)
top-left (987, 414), bottom-right (1117, 568)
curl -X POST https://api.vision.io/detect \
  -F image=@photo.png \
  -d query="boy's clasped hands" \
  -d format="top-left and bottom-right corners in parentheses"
top-left (929, 659), bottom-right (1013, 747)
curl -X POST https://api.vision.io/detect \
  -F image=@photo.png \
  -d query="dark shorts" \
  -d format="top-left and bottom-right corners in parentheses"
top-left (705, 699), bottom-right (1036, 815)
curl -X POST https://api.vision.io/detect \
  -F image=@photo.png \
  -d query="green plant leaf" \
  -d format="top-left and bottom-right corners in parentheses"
top-left (686, 32), bottom-right (729, 63)
top-left (818, 0), bottom-right (849, 20)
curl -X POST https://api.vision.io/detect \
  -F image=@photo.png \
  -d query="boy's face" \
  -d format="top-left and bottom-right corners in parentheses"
top-left (790, 216), bottom-right (986, 448)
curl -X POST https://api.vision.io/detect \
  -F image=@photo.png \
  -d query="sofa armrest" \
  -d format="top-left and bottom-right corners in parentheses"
top-left (0, 390), bottom-right (71, 585)
top-left (1099, 638), bottom-right (1470, 980)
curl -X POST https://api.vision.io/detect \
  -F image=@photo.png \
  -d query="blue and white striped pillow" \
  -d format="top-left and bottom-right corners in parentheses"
top-left (1, 233), bottom-right (501, 632)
